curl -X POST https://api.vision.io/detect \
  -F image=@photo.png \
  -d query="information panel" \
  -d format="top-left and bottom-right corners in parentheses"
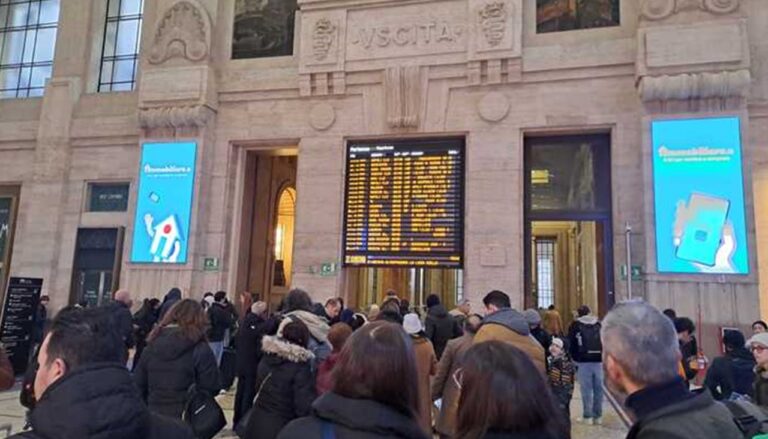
top-left (0, 277), bottom-right (42, 375)
top-left (652, 117), bottom-right (748, 274)
top-left (343, 139), bottom-right (464, 268)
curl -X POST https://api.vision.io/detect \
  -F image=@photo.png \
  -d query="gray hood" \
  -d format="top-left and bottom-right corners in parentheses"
top-left (483, 308), bottom-right (530, 336)
top-left (577, 315), bottom-right (599, 325)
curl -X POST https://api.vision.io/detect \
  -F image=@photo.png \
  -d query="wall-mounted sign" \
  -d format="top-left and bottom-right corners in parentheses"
top-left (88, 183), bottom-right (130, 212)
top-left (652, 117), bottom-right (748, 274)
top-left (131, 142), bottom-right (197, 264)
top-left (203, 257), bottom-right (219, 272)
top-left (343, 139), bottom-right (465, 268)
top-left (1, 277), bottom-right (42, 375)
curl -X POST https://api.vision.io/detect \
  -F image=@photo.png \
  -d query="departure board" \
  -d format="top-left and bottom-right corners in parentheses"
top-left (343, 139), bottom-right (464, 268)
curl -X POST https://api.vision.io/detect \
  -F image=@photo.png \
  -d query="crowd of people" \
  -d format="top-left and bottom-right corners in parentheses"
top-left (13, 286), bottom-right (768, 439)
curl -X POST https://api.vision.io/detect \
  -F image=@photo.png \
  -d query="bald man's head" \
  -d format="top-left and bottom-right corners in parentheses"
top-left (114, 290), bottom-right (132, 308)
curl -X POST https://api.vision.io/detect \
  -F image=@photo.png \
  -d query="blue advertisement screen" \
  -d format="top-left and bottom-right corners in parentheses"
top-left (131, 142), bottom-right (197, 264)
top-left (652, 117), bottom-right (748, 274)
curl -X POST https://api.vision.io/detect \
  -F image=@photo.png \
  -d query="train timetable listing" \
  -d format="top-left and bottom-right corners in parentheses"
top-left (343, 139), bottom-right (464, 268)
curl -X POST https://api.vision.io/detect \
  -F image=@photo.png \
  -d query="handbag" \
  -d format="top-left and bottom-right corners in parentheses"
top-left (183, 385), bottom-right (226, 439)
top-left (234, 372), bottom-right (273, 438)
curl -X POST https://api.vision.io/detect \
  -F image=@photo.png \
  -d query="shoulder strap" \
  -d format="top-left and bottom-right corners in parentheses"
top-left (321, 420), bottom-right (336, 439)
top-left (722, 400), bottom-right (763, 436)
top-left (253, 372), bottom-right (273, 404)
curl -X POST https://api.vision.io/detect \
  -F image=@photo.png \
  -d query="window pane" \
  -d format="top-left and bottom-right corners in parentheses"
top-left (33, 27), bottom-right (55, 61)
top-left (29, 64), bottom-right (49, 87)
top-left (0, 7), bottom-right (8, 28)
top-left (9, 3), bottom-right (28, 28)
top-left (27, 87), bottom-right (42, 97)
top-left (39, 0), bottom-right (59, 25)
top-left (100, 60), bottom-right (113, 84)
top-left (120, 0), bottom-right (141, 16)
top-left (2, 30), bottom-right (23, 64)
top-left (232, 0), bottom-right (297, 59)
top-left (17, 65), bottom-right (29, 88)
top-left (113, 59), bottom-right (133, 82)
top-left (26, 1), bottom-right (38, 26)
top-left (107, 0), bottom-right (119, 18)
top-left (537, 0), bottom-right (620, 33)
top-left (115, 19), bottom-right (138, 56)
top-left (103, 21), bottom-right (116, 57)
top-left (111, 82), bottom-right (131, 91)
top-left (22, 29), bottom-right (34, 63)
top-left (0, 67), bottom-right (19, 91)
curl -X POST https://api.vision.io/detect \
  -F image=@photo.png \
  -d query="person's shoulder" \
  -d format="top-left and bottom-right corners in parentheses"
top-left (277, 415), bottom-right (322, 438)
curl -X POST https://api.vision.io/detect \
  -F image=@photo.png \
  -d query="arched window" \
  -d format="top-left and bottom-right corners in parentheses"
top-left (273, 186), bottom-right (295, 286)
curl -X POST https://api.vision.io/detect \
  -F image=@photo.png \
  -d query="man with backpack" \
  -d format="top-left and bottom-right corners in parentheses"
top-left (568, 305), bottom-right (604, 425)
top-left (704, 329), bottom-right (755, 401)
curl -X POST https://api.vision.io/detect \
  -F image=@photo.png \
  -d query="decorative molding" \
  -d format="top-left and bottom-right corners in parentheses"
top-left (478, 2), bottom-right (507, 47)
top-left (477, 91), bottom-right (509, 122)
top-left (149, 1), bottom-right (211, 65)
top-left (384, 66), bottom-right (423, 128)
top-left (637, 69), bottom-right (751, 102)
top-left (309, 103), bottom-right (336, 131)
top-left (138, 105), bottom-right (216, 129)
top-left (640, 0), bottom-right (740, 21)
top-left (312, 18), bottom-right (337, 61)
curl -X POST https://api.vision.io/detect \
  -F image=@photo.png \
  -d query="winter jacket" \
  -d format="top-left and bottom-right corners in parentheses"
top-left (474, 308), bottom-right (546, 375)
top-left (412, 335), bottom-right (437, 435)
top-left (281, 310), bottom-right (332, 369)
top-left (425, 304), bottom-right (463, 359)
top-left (480, 429), bottom-right (562, 439)
top-left (10, 363), bottom-right (194, 439)
top-left (625, 377), bottom-right (742, 439)
top-left (703, 348), bottom-right (755, 400)
top-left (547, 354), bottom-right (575, 412)
top-left (208, 302), bottom-right (235, 342)
top-left (236, 312), bottom-right (268, 377)
top-left (449, 308), bottom-right (467, 328)
top-left (754, 365), bottom-right (768, 408)
top-left (277, 392), bottom-right (430, 439)
top-left (158, 289), bottom-right (182, 320)
top-left (531, 326), bottom-right (552, 354)
top-left (316, 352), bottom-right (340, 395)
top-left (245, 336), bottom-right (317, 439)
top-left (567, 315), bottom-right (602, 363)
top-left (432, 333), bottom-right (473, 437)
top-left (134, 326), bottom-right (221, 419)
top-left (105, 301), bottom-right (134, 349)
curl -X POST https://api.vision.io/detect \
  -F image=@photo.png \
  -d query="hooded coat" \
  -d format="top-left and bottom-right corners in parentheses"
top-left (245, 336), bottom-right (317, 439)
top-left (10, 363), bottom-right (193, 439)
top-left (703, 347), bottom-right (755, 400)
top-left (277, 392), bottom-right (430, 439)
top-left (158, 289), bottom-right (182, 320)
top-left (425, 304), bottom-right (463, 359)
top-left (567, 315), bottom-right (602, 363)
top-left (281, 310), bottom-right (332, 369)
top-left (432, 333), bottom-right (474, 437)
top-left (411, 335), bottom-right (437, 435)
top-left (474, 308), bottom-right (546, 375)
top-left (134, 326), bottom-right (221, 419)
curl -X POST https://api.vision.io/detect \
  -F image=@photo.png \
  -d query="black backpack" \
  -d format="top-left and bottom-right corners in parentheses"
top-left (722, 399), bottom-right (768, 438)
top-left (575, 322), bottom-right (602, 362)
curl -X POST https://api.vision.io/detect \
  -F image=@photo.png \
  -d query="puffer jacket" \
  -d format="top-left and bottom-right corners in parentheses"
top-left (10, 363), bottom-right (193, 439)
top-left (425, 304), bottom-right (463, 359)
top-left (474, 308), bottom-right (546, 375)
top-left (245, 336), bottom-right (317, 439)
top-left (134, 326), bottom-right (221, 419)
top-left (278, 392), bottom-right (430, 439)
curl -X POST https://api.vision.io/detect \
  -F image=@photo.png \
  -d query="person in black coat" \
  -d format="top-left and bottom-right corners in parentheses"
top-left (424, 294), bottom-right (462, 359)
top-left (134, 299), bottom-right (221, 419)
top-left (132, 298), bottom-right (161, 370)
top-left (12, 306), bottom-right (193, 439)
top-left (245, 320), bottom-right (317, 439)
top-left (278, 322), bottom-right (429, 439)
top-left (704, 329), bottom-right (756, 400)
top-left (158, 287), bottom-right (183, 320)
top-left (234, 301), bottom-right (270, 427)
top-left (208, 291), bottom-right (236, 366)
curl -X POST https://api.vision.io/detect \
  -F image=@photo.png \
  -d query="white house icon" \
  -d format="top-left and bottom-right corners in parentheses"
top-left (150, 215), bottom-right (181, 261)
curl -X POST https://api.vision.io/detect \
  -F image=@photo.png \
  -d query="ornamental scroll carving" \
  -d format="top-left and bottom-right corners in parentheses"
top-left (138, 105), bottom-right (215, 129)
top-left (641, 0), bottom-right (740, 20)
top-left (312, 18), bottom-right (337, 61)
top-left (149, 1), bottom-right (211, 65)
top-left (479, 2), bottom-right (507, 47)
top-left (638, 69), bottom-right (751, 102)
top-left (385, 66), bottom-right (423, 129)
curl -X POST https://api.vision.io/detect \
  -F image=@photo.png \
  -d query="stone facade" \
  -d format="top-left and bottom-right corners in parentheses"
top-left (0, 0), bottom-right (767, 354)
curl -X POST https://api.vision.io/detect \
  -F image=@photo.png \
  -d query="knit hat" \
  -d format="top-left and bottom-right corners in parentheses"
top-left (747, 332), bottom-right (768, 348)
top-left (523, 309), bottom-right (541, 326)
top-left (403, 313), bottom-right (423, 335)
top-left (551, 337), bottom-right (564, 350)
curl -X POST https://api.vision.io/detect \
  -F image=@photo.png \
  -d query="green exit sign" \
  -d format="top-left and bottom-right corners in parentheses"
top-left (320, 263), bottom-right (338, 276)
top-left (621, 265), bottom-right (642, 281)
top-left (203, 257), bottom-right (219, 272)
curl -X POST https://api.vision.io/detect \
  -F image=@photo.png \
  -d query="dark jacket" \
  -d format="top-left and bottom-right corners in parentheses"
top-left (547, 354), bottom-right (575, 411)
top-left (679, 338), bottom-right (699, 383)
top-left (11, 363), bottom-right (193, 439)
top-left (704, 348), bottom-right (755, 400)
top-left (208, 302), bottom-right (235, 342)
top-left (481, 429), bottom-right (562, 439)
top-left (134, 327), bottom-right (221, 419)
top-left (567, 315), bottom-right (602, 363)
top-left (158, 290), bottom-right (182, 320)
top-left (531, 326), bottom-right (552, 354)
top-left (474, 308), bottom-right (546, 375)
top-left (278, 392), bottom-right (430, 439)
top-left (236, 312), bottom-right (268, 377)
top-left (755, 366), bottom-right (768, 408)
top-left (425, 304), bottom-right (463, 359)
top-left (245, 335), bottom-right (317, 439)
top-left (625, 378), bottom-right (742, 439)
top-left (105, 301), bottom-right (134, 349)
top-left (33, 303), bottom-right (47, 343)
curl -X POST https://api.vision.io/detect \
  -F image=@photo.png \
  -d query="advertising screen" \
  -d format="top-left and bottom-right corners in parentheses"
top-left (131, 142), bottom-right (197, 264)
top-left (652, 117), bottom-right (748, 274)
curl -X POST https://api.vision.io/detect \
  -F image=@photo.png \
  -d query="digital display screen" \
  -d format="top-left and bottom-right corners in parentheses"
top-left (343, 139), bottom-right (464, 268)
top-left (131, 142), bottom-right (197, 264)
top-left (652, 117), bottom-right (748, 274)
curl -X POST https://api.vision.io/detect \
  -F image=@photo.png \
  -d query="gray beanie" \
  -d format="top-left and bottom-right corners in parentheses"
top-left (523, 309), bottom-right (541, 325)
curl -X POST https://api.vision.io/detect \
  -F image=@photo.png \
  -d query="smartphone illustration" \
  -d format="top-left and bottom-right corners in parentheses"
top-left (675, 193), bottom-right (730, 267)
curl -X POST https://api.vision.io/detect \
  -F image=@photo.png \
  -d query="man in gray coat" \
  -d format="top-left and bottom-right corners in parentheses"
top-left (602, 300), bottom-right (741, 439)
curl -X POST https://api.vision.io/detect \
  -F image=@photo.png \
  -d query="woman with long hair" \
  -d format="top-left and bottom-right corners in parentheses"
top-left (456, 341), bottom-right (570, 439)
top-left (134, 299), bottom-right (220, 419)
top-left (277, 321), bottom-right (429, 439)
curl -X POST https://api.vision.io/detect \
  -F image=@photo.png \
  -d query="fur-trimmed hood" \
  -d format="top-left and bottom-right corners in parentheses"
top-left (261, 335), bottom-right (315, 363)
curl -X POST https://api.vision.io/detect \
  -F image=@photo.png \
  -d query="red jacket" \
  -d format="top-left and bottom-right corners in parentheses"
top-left (316, 352), bottom-right (340, 394)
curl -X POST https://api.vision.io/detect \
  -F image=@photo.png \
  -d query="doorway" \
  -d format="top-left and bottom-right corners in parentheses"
top-left (345, 267), bottom-right (463, 313)
top-left (524, 134), bottom-right (614, 324)
top-left (70, 228), bottom-right (124, 307)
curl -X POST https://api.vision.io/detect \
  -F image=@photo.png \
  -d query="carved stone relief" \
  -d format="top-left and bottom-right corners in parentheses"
top-left (313, 18), bottom-right (337, 62)
top-left (638, 69), bottom-right (751, 102)
top-left (384, 66), bottom-right (423, 129)
top-left (640, 0), bottom-right (740, 21)
top-left (479, 2), bottom-right (507, 47)
top-left (309, 103), bottom-right (336, 131)
top-left (149, 1), bottom-right (211, 65)
top-left (138, 105), bottom-right (216, 129)
top-left (477, 91), bottom-right (510, 122)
